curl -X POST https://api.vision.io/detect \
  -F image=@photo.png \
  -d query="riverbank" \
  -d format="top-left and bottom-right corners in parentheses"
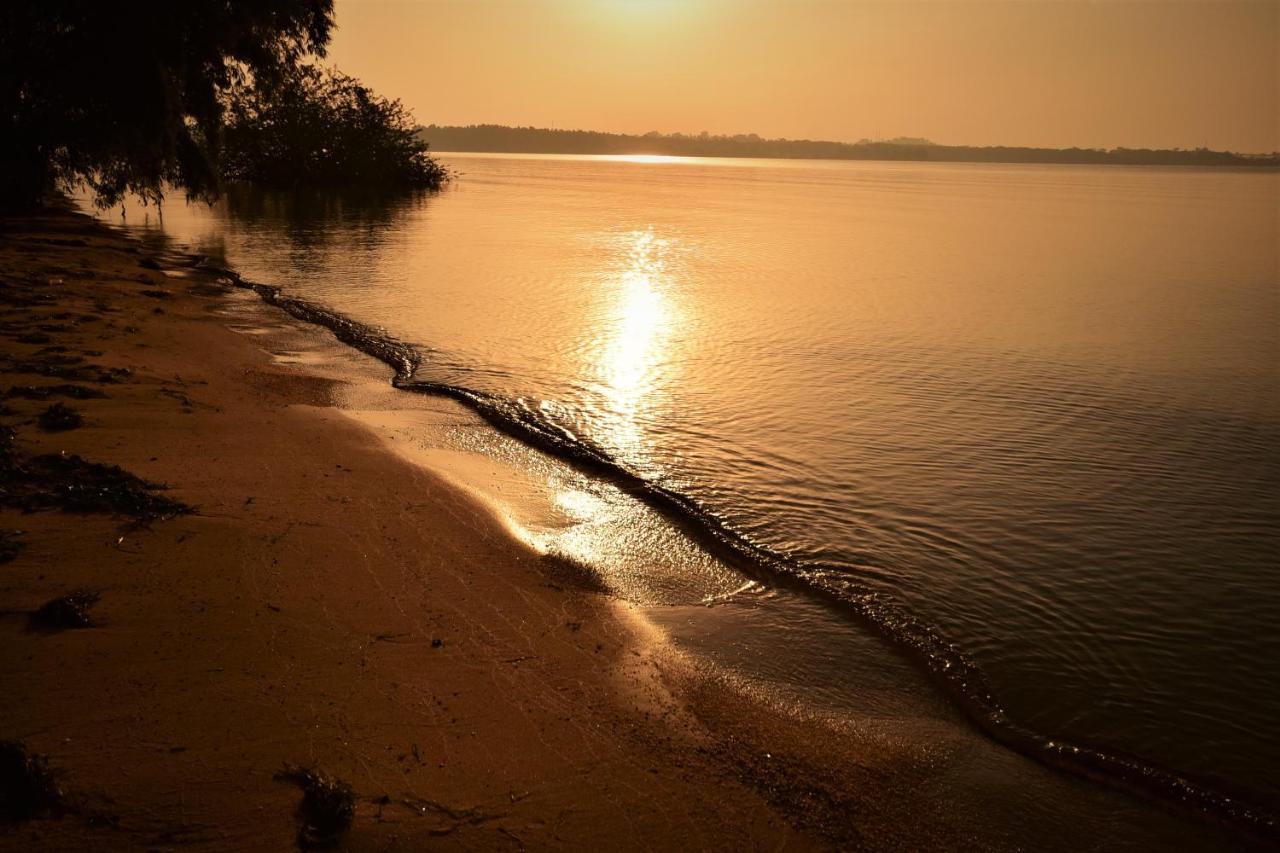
top-left (0, 207), bottom-right (807, 849)
top-left (0, 207), bottom-right (1257, 850)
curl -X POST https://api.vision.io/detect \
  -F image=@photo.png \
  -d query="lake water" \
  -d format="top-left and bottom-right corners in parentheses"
top-left (96, 154), bottom-right (1279, 819)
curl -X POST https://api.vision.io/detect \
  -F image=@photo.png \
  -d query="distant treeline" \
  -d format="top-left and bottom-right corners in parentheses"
top-left (421, 125), bottom-right (1280, 168)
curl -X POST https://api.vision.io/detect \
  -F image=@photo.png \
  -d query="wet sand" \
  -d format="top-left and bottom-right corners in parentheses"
top-left (0, 207), bottom-right (1261, 850)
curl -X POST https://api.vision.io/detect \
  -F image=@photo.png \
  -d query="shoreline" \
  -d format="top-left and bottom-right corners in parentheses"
top-left (0, 207), bottom-right (1261, 850)
top-left (176, 196), bottom-right (1277, 836)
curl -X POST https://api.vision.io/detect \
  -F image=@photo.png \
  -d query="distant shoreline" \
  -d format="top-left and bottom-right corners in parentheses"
top-left (421, 124), bottom-right (1280, 169)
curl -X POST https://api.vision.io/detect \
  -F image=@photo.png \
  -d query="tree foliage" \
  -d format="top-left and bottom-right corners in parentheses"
top-left (222, 66), bottom-right (448, 190)
top-left (0, 0), bottom-right (334, 210)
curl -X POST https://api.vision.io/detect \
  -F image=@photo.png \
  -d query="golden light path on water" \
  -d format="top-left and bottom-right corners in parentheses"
top-left (609, 154), bottom-right (690, 165)
top-left (598, 227), bottom-right (673, 455)
top-left (548, 227), bottom-right (680, 569)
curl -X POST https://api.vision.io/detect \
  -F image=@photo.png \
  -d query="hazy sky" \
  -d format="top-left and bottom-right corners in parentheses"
top-left (328, 0), bottom-right (1279, 152)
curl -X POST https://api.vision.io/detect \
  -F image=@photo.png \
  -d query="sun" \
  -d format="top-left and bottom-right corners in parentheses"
top-left (593, 0), bottom-right (699, 20)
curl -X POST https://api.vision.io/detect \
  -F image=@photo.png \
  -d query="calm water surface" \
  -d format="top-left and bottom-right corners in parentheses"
top-left (104, 154), bottom-right (1279, 811)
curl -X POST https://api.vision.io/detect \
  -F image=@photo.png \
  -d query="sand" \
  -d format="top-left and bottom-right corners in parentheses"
top-left (0, 207), bottom-right (1262, 850)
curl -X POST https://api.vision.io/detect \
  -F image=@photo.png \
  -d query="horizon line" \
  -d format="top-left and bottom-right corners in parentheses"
top-left (419, 122), bottom-right (1280, 158)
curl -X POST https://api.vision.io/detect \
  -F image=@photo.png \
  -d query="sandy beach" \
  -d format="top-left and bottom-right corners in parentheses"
top-left (0, 207), bottom-right (1262, 851)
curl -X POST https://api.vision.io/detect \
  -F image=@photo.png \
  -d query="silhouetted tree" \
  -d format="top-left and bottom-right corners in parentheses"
top-left (0, 1), bottom-right (334, 210)
top-left (222, 67), bottom-right (448, 190)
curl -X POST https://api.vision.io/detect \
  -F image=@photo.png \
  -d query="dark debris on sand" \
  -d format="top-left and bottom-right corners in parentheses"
top-left (28, 591), bottom-right (99, 632)
top-left (0, 530), bottom-right (23, 565)
top-left (0, 427), bottom-right (190, 519)
top-left (1, 359), bottom-right (129, 385)
top-left (275, 766), bottom-right (356, 849)
top-left (37, 402), bottom-right (82, 432)
top-left (538, 551), bottom-right (610, 595)
top-left (5, 384), bottom-right (108, 401)
top-left (0, 740), bottom-right (63, 823)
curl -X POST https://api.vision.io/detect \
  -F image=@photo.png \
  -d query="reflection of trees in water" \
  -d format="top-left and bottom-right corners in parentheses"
top-left (81, 182), bottom-right (433, 277)
top-left (224, 183), bottom-right (428, 246)
top-left (221, 184), bottom-right (434, 276)
top-left (86, 185), bottom-right (234, 268)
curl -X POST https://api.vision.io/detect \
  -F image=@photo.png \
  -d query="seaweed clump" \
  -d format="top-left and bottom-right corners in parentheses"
top-left (28, 592), bottom-right (99, 632)
top-left (538, 550), bottom-right (610, 595)
top-left (0, 428), bottom-right (189, 519)
top-left (275, 767), bottom-right (355, 849)
top-left (37, 403), bottom-right (81, 432)
top-left (5, 384), bottom-right (107, 401)
top-left (0, 740), bottom-right (63, 822)
top-left (0, 530), bottom-right (22, 564)
top-left (2, 358), bottom-right (128, 385)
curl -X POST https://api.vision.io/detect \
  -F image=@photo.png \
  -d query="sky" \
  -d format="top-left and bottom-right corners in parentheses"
top-left (328, 0), bottom-right (1280, 152)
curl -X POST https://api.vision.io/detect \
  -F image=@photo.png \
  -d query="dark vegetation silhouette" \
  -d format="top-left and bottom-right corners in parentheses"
top-left (0, 1), bottom-right (334, 210)
top-left (422, 124), bottom-right (1280, 168)
top-left (222, 67), bottom-right (447, 190)
top-left (0, 2), bottom-right (444, 211)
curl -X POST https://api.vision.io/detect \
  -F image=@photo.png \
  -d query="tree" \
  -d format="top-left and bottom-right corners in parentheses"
top-left (221, 66), bottom-right (448, 190)
top-left (0, 0), bottom-right (334, 210)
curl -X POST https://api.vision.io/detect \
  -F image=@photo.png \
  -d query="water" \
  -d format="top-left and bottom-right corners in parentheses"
top-left (98, 154), bottom-right (1279, 816)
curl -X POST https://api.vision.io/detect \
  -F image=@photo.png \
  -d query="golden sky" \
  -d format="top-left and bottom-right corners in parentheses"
top-left (328, 0), bottom-right (1279, 152)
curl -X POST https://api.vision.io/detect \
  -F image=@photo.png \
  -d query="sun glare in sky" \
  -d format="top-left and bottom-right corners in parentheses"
top-left (330, 0), bottom-right (1277, 153)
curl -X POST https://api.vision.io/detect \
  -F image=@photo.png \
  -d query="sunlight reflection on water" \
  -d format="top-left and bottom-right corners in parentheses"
top-left (591, 227), bottom-right (675, 462)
